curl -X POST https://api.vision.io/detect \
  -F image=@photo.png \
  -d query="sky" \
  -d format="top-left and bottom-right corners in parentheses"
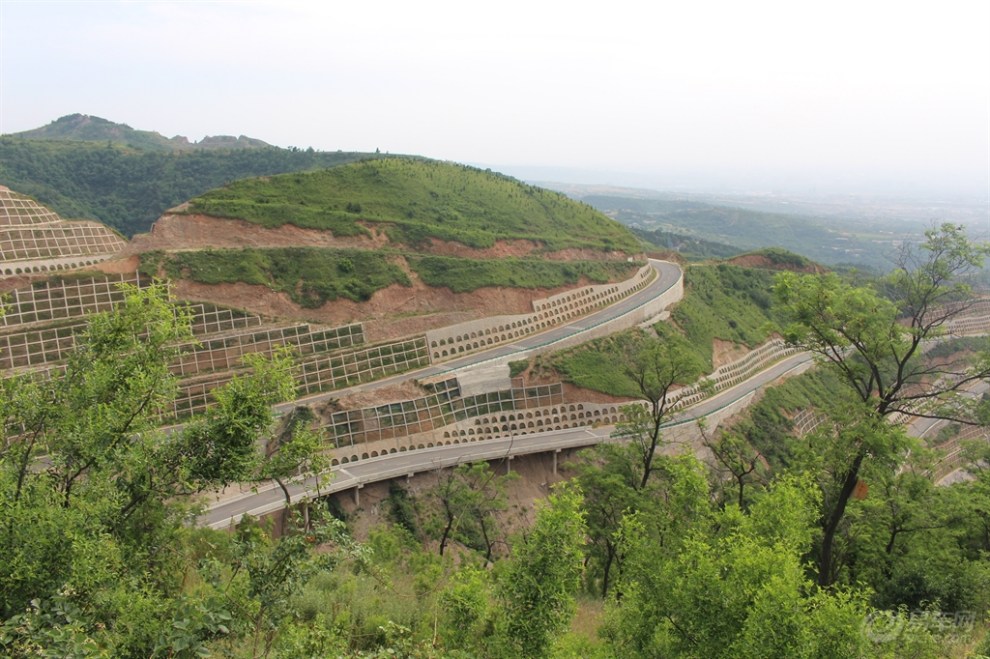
top-left (1, 0), bottom-right (988, 199)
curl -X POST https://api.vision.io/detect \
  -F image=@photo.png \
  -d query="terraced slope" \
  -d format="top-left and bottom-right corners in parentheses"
top-left (0, 186), bottom-right (126, 277)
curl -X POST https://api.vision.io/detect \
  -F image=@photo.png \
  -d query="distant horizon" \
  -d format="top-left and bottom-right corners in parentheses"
top-left (6, 111), bottom-right (988, 208)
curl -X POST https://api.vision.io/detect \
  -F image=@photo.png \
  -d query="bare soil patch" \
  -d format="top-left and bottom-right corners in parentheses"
top-left (125, 214), bottom-right (390, 253)
top-left (712, 338), bottom-right (750, 369)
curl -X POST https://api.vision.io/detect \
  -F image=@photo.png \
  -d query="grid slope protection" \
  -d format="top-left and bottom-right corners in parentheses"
top-left (170, 335), bottom-right (427, 419)
top-left (324, 377), bottom-right (565, 451)
top-left (0, 187), bottom-right (126, 270)
top-left (0, 272), bottom-right (430, 422)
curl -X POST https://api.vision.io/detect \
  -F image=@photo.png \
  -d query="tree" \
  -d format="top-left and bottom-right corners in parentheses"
top-left (617, 332), bottom-right (704, 490)
top-left (601, 474), bottom-right (877, 658)
top-left (773, 222), bottom-right (990, 586)
top-left (494, 482), bottom-right (586, 658)
top-left (425, 460), bottom-right (517, 560)
top-left (842, 463), bottom-right (990, 613)
top-left (259, 403), bottom-right (329, 516)
top-left (701, 423), bottom-right (769, 509)
top-left (572, 443), bottom-right (642, 597)
top-left (0, 284), bottom-right (330, 655)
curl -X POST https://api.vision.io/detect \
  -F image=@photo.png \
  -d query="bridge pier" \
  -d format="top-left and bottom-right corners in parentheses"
top-left (353, 484), bottom-right (363, 506)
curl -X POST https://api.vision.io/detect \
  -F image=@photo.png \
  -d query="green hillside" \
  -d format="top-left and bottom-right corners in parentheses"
top-left (549, 262), bottom-right (782, 395)
top-left (633, 226), bottom-right (743, 260)
top-left (8, 114), bottom-right (270, 152)
top-left (0, 135), bottom-right (375, 236)
top-left (184, 158), bottom-right (641, 253)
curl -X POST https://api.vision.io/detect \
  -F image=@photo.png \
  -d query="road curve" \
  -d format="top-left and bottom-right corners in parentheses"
top-left (277, 258), bottom-right (682, 412)
top-left (201, 350), bottom-right (816, 529)
top-left (203, 259), bottom-right (683, 528)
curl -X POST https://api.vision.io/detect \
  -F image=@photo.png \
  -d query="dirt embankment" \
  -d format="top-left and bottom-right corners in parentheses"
top-left (172, 276), bottom-right (609, 342)
top-left (125, 214), bottom-right (390, 254)
top-left (126, 214), bottom-right (633, 262)
top-left (125, 214), bottom-right (638, 341)
top-left (712, 338), bottom-right (751, 369)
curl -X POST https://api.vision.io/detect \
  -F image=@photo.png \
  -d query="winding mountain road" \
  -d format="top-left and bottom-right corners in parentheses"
top-left (276, 258), bottom-right (682, 412)
top-left (202, 342), bottom-right (816, 530)
top-left (199, 273), bottom-right (990, 528)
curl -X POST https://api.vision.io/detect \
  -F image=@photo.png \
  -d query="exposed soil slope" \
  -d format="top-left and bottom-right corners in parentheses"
top-left (128, 214), bottom-right (616, 263)
top-left (170, 270), bottom-right (607, 342)
top-left (126, 216), bottom-right (634, 341)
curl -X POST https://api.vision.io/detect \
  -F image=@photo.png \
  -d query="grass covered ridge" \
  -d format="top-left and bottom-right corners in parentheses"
top-left (408, 256), bottom-right (638, 293)
top-left (183, 158), bottom-right (641, 253)
top-left (671, 264), bottom-right (779, 368)
top-left (142, 249), bottom-right (641, 308)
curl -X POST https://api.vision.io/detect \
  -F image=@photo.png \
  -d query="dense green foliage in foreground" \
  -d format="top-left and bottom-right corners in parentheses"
top-left (3, 226), bottom-right (989, 656)
top-left (143, 248), bottom-right (639, 306)
top-left (185, 158), bottom-right (641, 253)
top-left (0, 136), bottom-right (373, 235)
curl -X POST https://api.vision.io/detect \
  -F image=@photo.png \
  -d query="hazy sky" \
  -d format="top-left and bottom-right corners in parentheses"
top-left (1, 0), bottom-right (988, 198)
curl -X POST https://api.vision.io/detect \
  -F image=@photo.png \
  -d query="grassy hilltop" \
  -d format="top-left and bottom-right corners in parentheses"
top-left (183, 158), bottom-right (641, 253)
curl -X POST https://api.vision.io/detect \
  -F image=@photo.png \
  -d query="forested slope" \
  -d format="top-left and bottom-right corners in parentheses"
top-left (0, 137), bottom-right (374, 235)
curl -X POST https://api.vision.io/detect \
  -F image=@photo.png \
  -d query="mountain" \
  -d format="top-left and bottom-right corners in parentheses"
top-left (0, 116), bottom-right (377, 236)
top-left (7, 114), bottom-right (271, 152)
top-left (579, 193), bottom-right (925, 270)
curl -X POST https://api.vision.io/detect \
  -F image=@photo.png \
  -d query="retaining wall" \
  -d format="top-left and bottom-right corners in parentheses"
top-left (425, 263), bottom-right (656, 362)
top-left (326, 336), bottom-right (805, 466)
top-left (0, 272), bottom-right (142, 328)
